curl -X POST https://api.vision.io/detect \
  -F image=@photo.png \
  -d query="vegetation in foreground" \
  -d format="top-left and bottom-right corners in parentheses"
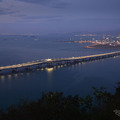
top-left (0, 83), bottom-right (120, 120)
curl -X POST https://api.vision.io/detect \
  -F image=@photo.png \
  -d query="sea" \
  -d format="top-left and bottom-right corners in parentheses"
top-left (0, 34), bottom-right (120, 109)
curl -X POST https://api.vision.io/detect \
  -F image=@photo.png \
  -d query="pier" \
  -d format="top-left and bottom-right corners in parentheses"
top-left (0, 51), bottom-right (120, 75)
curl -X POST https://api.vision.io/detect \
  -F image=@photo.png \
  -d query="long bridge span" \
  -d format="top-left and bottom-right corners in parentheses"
top-left (0, 51), bottom-right (120, 75)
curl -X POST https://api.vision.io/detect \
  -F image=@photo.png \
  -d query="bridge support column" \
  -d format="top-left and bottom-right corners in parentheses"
top-left (36, 65), bottom-right (42, 69)
top-left (24, 66), bottom-right (32, 71)
top-left (0, 70), bottom-right (2, 75)
top-left (46, 64), bottom-right (54, 68)
top-left (12, 68), bottom-right (18, 73)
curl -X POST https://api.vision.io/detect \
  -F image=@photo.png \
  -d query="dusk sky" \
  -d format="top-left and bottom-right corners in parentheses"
top-left (0, 0), bottom-right (120, 34)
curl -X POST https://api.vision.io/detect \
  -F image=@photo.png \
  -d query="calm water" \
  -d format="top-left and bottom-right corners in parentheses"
top-left (0, 35), bottom-right (120, 108)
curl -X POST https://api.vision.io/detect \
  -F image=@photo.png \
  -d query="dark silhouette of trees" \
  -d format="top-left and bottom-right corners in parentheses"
top-left (0, 83), bottom-right (120, 120)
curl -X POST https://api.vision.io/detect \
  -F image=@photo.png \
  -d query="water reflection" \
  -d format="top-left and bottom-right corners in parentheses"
top-left (8, 75), bottom-right (12, 88)
top-left (0, 75), bottom-right (5, 85)
top-left (41, 68), bottom-right (44, 71)
top-left (61, 65), bottom-right (64, 68)
top-left (46, 67), bottom-right (54, 84)
top-left (0, 57), bottom-right (117, 84)
top-left (26, 72), bottom-right (30, 76)
top-left (57, 66), bottom-right (61, 69)
top-left (46, 68), bottom-right (54, 72)
top-left (0, 75), bottom-right (5, 81)
top-left (8, 74), bottom-right (12, 80)
top-left (72, 65), bottom-right (75, 69)
top-left (14, 74), bottom-right (18, 79)
top-left (36, 69), bottom-right (40, 71)
top-left (64, 64), bottom-right (67, 67)
top-left (20, 73), bottom-right (24, 75)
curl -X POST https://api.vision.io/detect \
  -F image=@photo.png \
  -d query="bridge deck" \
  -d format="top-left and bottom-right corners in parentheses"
top-left (0, 51), bottom-right (120, 70)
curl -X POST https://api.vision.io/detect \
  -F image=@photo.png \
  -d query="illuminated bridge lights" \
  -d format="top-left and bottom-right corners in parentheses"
top-left (0, 51), bottom-right (120, 75)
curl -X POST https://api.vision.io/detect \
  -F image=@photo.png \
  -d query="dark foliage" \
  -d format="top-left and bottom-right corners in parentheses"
top-left (1, 84), bottom-right (120, 120)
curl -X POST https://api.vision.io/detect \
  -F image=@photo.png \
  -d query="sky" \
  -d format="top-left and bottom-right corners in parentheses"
top-left (0, 0), bottom-right (120, 34)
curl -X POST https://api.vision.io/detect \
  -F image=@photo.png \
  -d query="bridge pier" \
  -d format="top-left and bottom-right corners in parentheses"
top-left (0, 51), bottom-right (120, 75)
top-left (36, 64), bottom-right (42, 69)
top-left (58, 62), bottom-right (63, 65)
top-left (99, 56), bottom-right (103, 59)
top-left (46, 62), bottom-right (54, 66)
top-left (46, 64), bottom-right (54, 68)
top-left (43, 63), bottom-right (48, 68)
top-left (66, 60), bottom-right (72, 65)
top-left (60, 61), bottom-right (66, 65)
top-left (12, 68), bottom-right (18, 73)
top-left (82, 58), bottom-right (87, 62)
top-left (55, 62), bottom-right (62, 66)
top-left (77, 59), bottom-right (82, 62)
top-left (74, 59), bottom-right (78, 63)
top-left (24, 66), bottom-right (32, 71)
top-left (75, 59), bottom-right (80, 63)
top-left (65, 61), bottom-right (70, 65)
top-left (95, 56), bottom-right (99, 60)
top-left (52, 62), bottom-right (57, 66)
top-left (0, 70), bottom-right (2, 75)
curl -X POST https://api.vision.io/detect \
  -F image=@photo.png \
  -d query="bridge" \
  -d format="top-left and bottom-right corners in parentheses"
top-left (0, 51), bottom-right (120, 75)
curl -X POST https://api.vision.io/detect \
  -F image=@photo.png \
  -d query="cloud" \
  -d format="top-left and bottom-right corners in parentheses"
top-left (17, 0), bottom-right (55, 4)
top-left (12, 14), bottom-right (27, 17)
top-left (52, 2), bottom-right (70, 9)
top-left (75, 0), bottom-right (120, 13)
top-left (0, 8), bottom-right (17, 15)
top-left (17, 0), bottom-right (70, 9)
top-left (24, 15), bottom-right (61, 19)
